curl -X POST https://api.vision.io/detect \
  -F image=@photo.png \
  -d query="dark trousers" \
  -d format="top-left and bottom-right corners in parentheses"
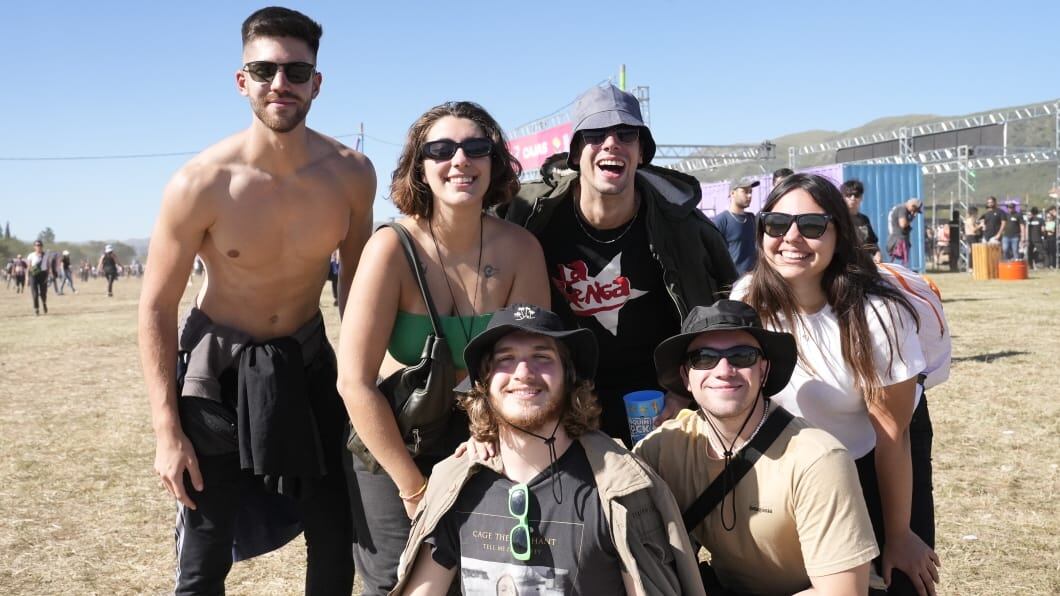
top-left (856, 396), bottom-right (935, 596)
top-left (174, 345), bottom-right (356, 595)
top-left (30, 272), bottom-right (48, 311)
top-left (348, 455), bottom-right (413, 596)
top-left (105, 271), bottom-right (118, 295)
top-left (175, 451), bottom-right (354, 596)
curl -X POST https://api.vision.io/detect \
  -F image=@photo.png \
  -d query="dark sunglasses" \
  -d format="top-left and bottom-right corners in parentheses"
top-left (580, 126), bottom-right (640, 146)
top-left (686, 346), bottom-right (764, 370)
top-left (421, 138), bottom-right (493, 161)
top-left (759, 212), bottom-right (833, 239)
top-left (509, 483), bottom-right (531, 561)
top-left (242, 61), bottom-right (316, 84)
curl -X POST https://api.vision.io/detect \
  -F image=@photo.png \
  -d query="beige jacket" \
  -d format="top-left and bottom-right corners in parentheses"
top-left (389, 430), bottom-right (705, 596)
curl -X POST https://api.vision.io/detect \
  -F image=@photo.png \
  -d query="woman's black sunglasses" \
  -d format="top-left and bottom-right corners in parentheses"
top-left (759, 212), bottom-right (833, 239)
top-left (686, 346), bottom-right (763, 370)
top-left (242, 61), bottom-right (316, 84)
top-left (421, 138), bottom-right (493, 161)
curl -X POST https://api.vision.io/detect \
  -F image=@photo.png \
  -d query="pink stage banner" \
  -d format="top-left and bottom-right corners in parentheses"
top-left (508, 123), bottom-right (573, 171)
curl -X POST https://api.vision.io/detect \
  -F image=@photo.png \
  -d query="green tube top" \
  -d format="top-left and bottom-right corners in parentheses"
top-left (388, 310), bottom-right (493, 370)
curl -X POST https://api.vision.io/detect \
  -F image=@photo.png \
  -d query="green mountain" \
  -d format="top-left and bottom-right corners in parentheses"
top-left (688, 98), bottom-right (1060, 213)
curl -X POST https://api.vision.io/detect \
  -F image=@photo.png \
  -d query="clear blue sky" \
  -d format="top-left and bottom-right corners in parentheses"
top-left (3, 0), bottom-right (1057, 243)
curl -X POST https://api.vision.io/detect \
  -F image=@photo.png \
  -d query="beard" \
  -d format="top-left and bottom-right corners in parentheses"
top-left (250, 92), bottom-right (312, 133)
top-left (488, 387), bottom-right (566, 434)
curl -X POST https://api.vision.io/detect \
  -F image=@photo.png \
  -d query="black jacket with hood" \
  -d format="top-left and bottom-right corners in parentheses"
top-left (499, 163), bottom-right (738, 320)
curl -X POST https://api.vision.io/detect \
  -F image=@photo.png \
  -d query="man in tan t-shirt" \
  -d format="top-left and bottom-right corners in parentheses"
top-left (636, 300), bottom-right (878, 595)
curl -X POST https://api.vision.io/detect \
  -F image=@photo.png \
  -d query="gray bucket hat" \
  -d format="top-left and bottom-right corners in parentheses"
top-left (654, 300), bottom-right (796, 399)
top-left (566, 84), bottom-right (656, 169)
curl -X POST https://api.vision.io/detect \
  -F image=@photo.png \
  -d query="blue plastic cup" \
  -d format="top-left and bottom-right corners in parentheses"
top-left (623, 390), bottom-right (665, 443)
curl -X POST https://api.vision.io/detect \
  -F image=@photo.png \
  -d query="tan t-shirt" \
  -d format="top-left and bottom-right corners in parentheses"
top-left (634, 407), bottom-right (878, 595)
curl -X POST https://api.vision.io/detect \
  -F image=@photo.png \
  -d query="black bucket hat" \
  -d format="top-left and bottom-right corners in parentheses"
top-left (566, 84), bottom-right (656, 170)
top-left (654, 300), bottom-right (797, 399)
top-left (457, 304), bottom-right (598, 392)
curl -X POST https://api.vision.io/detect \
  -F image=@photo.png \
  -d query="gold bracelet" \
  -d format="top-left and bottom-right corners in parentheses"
top-left (399, 479), bottom-right (428, 502)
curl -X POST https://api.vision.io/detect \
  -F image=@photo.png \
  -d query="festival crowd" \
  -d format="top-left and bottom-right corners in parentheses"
top-left (134, 7), bottom-right (972, 596)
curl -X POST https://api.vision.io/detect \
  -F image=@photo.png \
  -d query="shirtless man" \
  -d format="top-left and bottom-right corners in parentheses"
top-left (137, 7), bottom-right (375, 594)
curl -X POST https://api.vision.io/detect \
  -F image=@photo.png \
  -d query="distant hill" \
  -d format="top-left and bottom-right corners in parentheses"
top-left (690, 98), bottom-right (1060, 212)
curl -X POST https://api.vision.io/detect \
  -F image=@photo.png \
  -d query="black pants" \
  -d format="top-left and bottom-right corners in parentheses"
top-left (856, 396), bottom-right (935, 596)
top-left (174, 344), bottom-right (355, 595)
top-left (348, 455), bottom-right (414, 596)
top-left (105, 271), bottom-right (118, 295)
top-left (30, 272), bottom-right (48, 311)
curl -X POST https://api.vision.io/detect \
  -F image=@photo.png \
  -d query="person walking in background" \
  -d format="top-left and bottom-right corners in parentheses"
top-left (327, 249), bottom-right (339, 306)
top-left (27, 240), bottom-right (50, 315)
top-left (1000, 200), bottom-right (1022, 261)
top-left (713, 176), bottom-right (759, 275)
top-left (49, 250), bottom-right (63, 295)
top-left (886, 198), bottom-right (922, 267)
top-left (59, 249), bottom-right (77, 294)
top-left (1044, 206), bottom-right (1058, 268)
top-left (12, 254), bottom-right (28, 294)
top-left (733, 174), bottom-right (939, 596)
top-left (842, 179), bottom-right (881, 262)
top-left (97, 245), bottom-right (122, 297)
top-left (978, 196), bottom-right (1004, 244)
top-left (1024, 206), bottom-right (1045, 269)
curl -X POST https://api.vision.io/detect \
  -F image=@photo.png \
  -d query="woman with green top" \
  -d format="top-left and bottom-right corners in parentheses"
top-left (337, 101), bottom-right (549, 595)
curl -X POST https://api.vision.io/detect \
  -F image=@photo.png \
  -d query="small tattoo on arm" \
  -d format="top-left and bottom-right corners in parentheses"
top-left (483, 264), bottom-right (498, 278)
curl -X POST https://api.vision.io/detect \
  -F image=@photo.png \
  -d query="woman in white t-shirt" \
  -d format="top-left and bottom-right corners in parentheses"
top-left (731, 173), bottom-right (939, 596)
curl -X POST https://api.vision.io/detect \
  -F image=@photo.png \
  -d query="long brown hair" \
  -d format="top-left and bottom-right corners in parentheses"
top-left (390, 101), bottom-right (522, 218)
top-left (457, 342), bottom-right (601, 443)
top-left (744, 173), bottom-right (919, 405)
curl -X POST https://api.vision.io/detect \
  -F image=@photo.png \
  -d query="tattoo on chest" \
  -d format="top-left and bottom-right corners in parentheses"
top-left (483, 264), bottom-right (498, 278)
top-left (227, 249), bottom-right (240, 258)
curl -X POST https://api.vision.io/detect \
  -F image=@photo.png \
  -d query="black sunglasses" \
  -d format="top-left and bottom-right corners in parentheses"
top-left (759, 212), bottom-right (833, 239)
top-left (580, 126), bottom-right (640, 146)
top-left (421, 138), bottom-right (493, 161)
top-left (509, 483), bottom-right (531, 561)
top-left (242, 61), bottom-right (316, 84)
top-left (686, 346), bottom-right (763, 370)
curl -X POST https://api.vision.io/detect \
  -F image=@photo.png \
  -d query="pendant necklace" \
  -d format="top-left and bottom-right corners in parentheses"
top-left (429, 213), bottom-right (484, 345)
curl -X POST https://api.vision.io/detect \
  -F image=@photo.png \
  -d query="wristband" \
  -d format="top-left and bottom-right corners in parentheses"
top-left (399, 479), bottom-right (428, 502)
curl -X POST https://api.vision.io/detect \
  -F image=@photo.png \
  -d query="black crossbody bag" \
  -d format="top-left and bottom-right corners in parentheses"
top-left (346, 223), bottom-right (458, 473)
top-left (682, 406), bottom-right (794, 596)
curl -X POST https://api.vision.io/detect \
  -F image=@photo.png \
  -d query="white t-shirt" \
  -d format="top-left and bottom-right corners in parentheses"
top-left (732, 277), bottom-right (926, 458)
top-left (26, 252), bottom-right (46, 271)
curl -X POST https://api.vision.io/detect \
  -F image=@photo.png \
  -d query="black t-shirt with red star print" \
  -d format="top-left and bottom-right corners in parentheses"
top-left (540, 195), bottom-right (680, 446)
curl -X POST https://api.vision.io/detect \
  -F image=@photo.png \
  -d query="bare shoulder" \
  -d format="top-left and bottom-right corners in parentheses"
top-left (486, 215), bottom-right (540, 250)
top-left (361, 220), bottom-right (412, 264)
top-left (161, 135), bottom-right (246, 217)
top-left (309, 132), bottom-right (376, 184)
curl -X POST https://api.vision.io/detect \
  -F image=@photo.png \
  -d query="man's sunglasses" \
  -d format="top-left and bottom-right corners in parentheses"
top-left (759, 212), bottom-right (833, 239)
top-left (686, 346), bottom-right (763, 370)
top-left (509, 483), bottom-right (531, 561)
top-left (421, 138), bottom-right (493, 161)
top-left (242, 61), bottom-right (316, 84)
top-left (580, 126), bottom-right (640, 146)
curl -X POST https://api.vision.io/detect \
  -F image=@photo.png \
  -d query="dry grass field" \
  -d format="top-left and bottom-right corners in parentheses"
top-left (1, 271), bottom-right (1058, 595)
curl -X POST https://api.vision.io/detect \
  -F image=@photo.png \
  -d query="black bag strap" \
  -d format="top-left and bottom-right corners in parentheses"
top-left (682, 405), bottom-right (794, 531)
top-left (384, 222), bottom-right (444, 339)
